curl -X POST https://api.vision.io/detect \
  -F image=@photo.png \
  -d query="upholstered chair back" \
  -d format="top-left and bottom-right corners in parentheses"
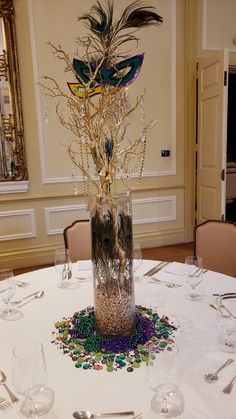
top-left (63, 220), bottom-right (92, 262)
top-left (195, 220), bottom-right (236, 277)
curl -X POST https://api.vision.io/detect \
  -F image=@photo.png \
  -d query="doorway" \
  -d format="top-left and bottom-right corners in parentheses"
top-left (226, 67), bottom-right (236, 222)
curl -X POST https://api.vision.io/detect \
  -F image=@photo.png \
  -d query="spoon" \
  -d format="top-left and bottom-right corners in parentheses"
top-left (11, 291), bottom-right (41, 305)
top-left (18, 291), bottom-right (44, 308)
top-left (149, 277), bottom-right (182, 288)
top-left (0, 371), bottom-right (19, 403)
top-left (73, 410), bottom-right (135, 419)
top-left (204, 358), bottom-right (234, 383)
top-left (16, 280), bottom-right (29, 287)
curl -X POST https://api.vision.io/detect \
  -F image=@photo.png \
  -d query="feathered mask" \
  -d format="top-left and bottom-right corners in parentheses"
top-left (68, 0), bottom-right (163, 97)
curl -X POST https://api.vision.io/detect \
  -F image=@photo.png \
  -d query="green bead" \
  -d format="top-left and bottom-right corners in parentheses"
top-left (135, 358), bottom-right (142, 363)
top-left (75, 362), bottom-right (82, 368)
top-left (58, 327), bottom-right (64, 333)
top-left (107, 365), bottom-right (113, 372)
top-left (68, 342), bottom-right (75, 348)
top-left (119, 361), bottom-right (126, 367)
top-left (133, 362), bottom-right (140, 368)
top-left (73, 349), bottom-right (80, 355)
top-left (159, 341), bottom-right (167, 348)
top-left (95, 352), bottom-right (102, 357)
top-left (107, 361), bottom-right (113, 367)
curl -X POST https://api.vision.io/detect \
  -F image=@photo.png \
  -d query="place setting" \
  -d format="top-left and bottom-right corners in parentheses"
top-left (75, 260), bottom-right (93, 282)
top-left (134, 256), bottom-right (183, 289)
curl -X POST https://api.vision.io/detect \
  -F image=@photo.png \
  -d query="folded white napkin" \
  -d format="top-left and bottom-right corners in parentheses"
top-left (164, 262), bottom-right (186, 276)
top-left (76, 260), bottom-right (92, 272)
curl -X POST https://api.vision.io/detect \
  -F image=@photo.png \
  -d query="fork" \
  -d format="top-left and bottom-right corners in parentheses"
top-left (0, 397), bottom-right (11, 410)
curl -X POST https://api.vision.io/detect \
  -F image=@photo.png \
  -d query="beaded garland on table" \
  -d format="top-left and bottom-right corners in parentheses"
top-left (52, 305), bottom-right (177, 372)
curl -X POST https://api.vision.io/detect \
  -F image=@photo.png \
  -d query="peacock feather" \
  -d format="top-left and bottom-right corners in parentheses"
top-left (78, 0), bottom-right (163, 65)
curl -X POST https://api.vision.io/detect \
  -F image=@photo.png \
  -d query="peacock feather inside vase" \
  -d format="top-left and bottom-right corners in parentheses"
top-left (90, 193), bottom-right (136, 337)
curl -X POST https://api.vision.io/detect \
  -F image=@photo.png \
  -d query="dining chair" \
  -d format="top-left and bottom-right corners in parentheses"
top-left (63, 220), bottom-right (92, 262)
top-left (194, 220), bottom-right (236, 277)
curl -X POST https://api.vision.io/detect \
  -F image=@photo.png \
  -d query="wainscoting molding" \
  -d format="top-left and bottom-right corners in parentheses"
top-left (0, 209), bottom-right (36, 241)
top-left (44, 204), bottom-right (89, 235)
top-left (44, 196), bottom-right (177, 237)
top-left (0, 181), bottom-right (29, 194)
top-left (132, 196), bottom-right (176, 224)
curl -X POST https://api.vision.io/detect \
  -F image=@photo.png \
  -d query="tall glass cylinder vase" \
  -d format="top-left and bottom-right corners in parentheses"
top-left (89, 193), bottom-right (136, 337)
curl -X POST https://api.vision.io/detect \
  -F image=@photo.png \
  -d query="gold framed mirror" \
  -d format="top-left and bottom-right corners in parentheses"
top-left (0, 0), bottom-right (27, 181)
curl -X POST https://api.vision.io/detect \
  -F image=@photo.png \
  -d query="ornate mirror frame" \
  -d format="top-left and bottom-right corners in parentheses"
top-left (0, 0), bottom-right (28, 186)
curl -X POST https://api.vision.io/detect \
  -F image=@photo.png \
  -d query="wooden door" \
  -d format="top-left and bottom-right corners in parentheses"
top-left (197, 50), bottom-right (228, 225)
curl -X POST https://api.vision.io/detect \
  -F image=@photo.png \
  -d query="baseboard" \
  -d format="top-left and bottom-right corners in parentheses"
top-left (135, 229), bottom-right (187, 248)
top-left (0, 244), bottom-right (61, 270)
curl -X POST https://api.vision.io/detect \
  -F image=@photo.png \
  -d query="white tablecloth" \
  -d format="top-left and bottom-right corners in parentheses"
top-left (1, 260), bottom-right (236, 418)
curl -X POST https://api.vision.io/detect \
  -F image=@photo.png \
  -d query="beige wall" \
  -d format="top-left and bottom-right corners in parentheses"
top-left (0, 0), bottom-right (192, 269)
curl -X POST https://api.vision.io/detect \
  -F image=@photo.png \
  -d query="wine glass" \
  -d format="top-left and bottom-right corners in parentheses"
top-left (147, 343), bottom-right (184, 417)
top-left (54, 248), bottom-right (79, 290)
top-left (13, 341), bottom-right (54, 417)
top-left (0, 269), bottom-right (23, 321)
top-left (133, 243), bottom-right (143, 282)
top-left (185, 255), bottom-right (204, 301)
top-left (216, 295), bottom-right (236, 353)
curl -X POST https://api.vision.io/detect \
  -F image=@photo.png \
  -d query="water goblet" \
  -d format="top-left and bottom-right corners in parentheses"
top-left (0, 269), bottom-right (23, 320)
top-left (185, 255), bottom-right (204, 301)
top-left (54, 248), bottom-right (79, 290)
top-left (147, 343), bottom-right (184, 418)
top-left (13, 341), bottom-right (54, 417)
top-left (216, 295), bottom-right (236, 353)
top-left (133, 243), bottom-right (143, 282)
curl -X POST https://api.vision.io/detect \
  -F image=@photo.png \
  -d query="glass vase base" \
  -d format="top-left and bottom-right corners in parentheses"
top-left (217, 336), bottom-right (236, 353)
top-left (0, 309), bottom-right (23, 321)
top-left (185, 293), bottom-right (202, 301)
top-left (57, 281), bottom-right (80, 290)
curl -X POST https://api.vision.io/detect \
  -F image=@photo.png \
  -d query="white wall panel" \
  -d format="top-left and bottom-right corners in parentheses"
top-left (202, 0), bottom-right (236, 51)
top-left (0, 209), bottom-right (36, 241)
top-left (132, 196), bottom-right (176, 224)
top-left (44, 204), bottom-right (89, 235)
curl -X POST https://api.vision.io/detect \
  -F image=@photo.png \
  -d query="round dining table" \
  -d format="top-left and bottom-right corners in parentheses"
top-left (1, 260), bottom-right (236, 419)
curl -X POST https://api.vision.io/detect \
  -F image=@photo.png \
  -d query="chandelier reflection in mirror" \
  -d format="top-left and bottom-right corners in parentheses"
top-left (0, 0), bottom-right (27, 181)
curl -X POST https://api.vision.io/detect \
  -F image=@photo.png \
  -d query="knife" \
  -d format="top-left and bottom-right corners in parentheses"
top-left (143, 261), bottom-right (164, 276)
top-left (150, 261), bottom-right (172, 275)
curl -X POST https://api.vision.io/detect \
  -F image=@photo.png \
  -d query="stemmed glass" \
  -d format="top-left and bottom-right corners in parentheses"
top-left (185, 255), bottom-right (204, 301)
top-left (13, 341), bottom-right (54, 417)
top-left (133, 243), bottom-right (143, 282)
top-left (216, 295), bottom-right (236, 353)
top-left (0, 269), bottom-right (23, 321)
top-left (147, 343), bottom-right (184, 417)
top-left (54, 248), bottom-right (79, 289)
